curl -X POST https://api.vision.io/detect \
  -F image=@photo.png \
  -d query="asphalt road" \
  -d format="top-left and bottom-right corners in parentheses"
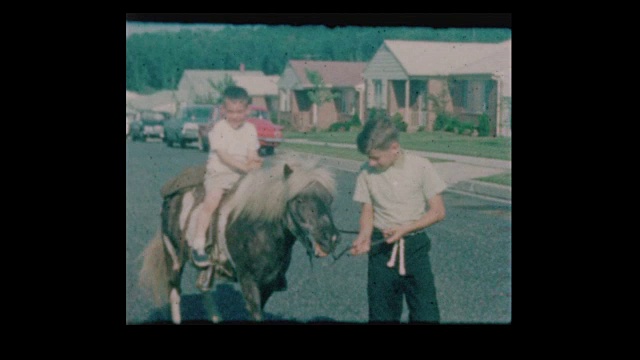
top-left (126, 139), bottom-right (512, 324)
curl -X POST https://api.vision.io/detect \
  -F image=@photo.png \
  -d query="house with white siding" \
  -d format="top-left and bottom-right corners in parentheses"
top-left (175, 67), bottom-right (279, 113)
top-left (128, 90), bottom-right (178, 116)
top-left (363, 39), bottom-right (511, 136)
top-left (232, 73), bottom-right (280, 113)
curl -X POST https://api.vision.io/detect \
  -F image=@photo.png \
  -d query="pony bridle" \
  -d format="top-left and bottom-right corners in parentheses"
top-left (285, 206), bottom-right (318, 262)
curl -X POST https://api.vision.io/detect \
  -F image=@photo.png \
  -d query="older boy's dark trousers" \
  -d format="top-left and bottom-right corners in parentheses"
top-left (367, 229), bottom-right (440, 323)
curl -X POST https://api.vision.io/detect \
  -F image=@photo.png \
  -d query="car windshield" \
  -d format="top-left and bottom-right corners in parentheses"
top-left (182, 107), bottom-right (213, 123)
top-left (249, 109), bottom-right (270, 120)
top-left (140, 112), bottom-right (166, 123)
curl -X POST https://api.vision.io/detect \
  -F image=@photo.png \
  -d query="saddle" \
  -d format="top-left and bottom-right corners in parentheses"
top-left (160, 165), bottom-right (238, 291)
top-left (160, 164), bottom-right (207, 198)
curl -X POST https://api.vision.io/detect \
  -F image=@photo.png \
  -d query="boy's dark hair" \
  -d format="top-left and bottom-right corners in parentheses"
top-left (223, 86), bottom-right (251, 104)
top-left (356, 113), bottom-right (399, 154)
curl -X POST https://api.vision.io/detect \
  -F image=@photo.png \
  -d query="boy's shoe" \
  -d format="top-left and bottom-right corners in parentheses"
top-left (196, 266), bottom-right (214, 291)
top-left (191, 249), bottom-right (212, 267)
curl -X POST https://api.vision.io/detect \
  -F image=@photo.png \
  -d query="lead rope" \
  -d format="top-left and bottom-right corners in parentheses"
top-left (333, 229), bottom-right (406, 275)
top-left (386, 238), bottom-right (406, 276)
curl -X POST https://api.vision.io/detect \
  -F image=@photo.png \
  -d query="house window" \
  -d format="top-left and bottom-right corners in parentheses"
top-left (334, 90), bottom-right (344, 113)
top-left (450, 79), bottom-right (468, 110)
top-left (336, 89), bottom-right (356, 114)
top-left (295, 90), bottom-right (312, 111)
top-left (345, 90), bottom-right (356, 115)
top-left (409, 80), bottom-right (426, 107)
top-left (451, 79), bottom-right (493, 114)
top-left (374, 80), bottom-right (383, 107)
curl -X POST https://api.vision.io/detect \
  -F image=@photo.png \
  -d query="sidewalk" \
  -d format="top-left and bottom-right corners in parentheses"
top-left (283, 139), bottom-right (512, 203)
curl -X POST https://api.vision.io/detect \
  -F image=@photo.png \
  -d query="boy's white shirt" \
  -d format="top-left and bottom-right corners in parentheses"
top-left (206, 119), bottom-right (260, 174)
top-left (353, 152), bottom-right (447, 230)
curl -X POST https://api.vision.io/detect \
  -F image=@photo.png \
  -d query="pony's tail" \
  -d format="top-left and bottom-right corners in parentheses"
top-left (138, 230), bottom-right (170, 306)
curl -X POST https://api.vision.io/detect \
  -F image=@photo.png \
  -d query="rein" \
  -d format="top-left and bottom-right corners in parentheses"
top-left (330, 228), bottom-right (388, 263)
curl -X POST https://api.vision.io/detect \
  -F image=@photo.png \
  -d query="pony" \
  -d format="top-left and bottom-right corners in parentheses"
top-left (139, 158), bottom-right (341, 324)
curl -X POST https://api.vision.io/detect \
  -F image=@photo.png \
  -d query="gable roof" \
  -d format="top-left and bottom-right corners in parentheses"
top-left (126, 90), bottom-right (140, 102)
top-left (451, 42), bottom-right (511, 97)
top-left (383, 39), bottom-right (510, 77)
top-left (129, 90), bottom-right (177, 112)
top-left (177, 69), bottom-right (268, 101)
top-left (289, 60), bottom-right (366, 88)
top-left (232, 74), bottom-right (280, 96)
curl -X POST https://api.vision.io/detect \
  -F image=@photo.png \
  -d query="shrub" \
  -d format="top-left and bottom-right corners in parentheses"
top-left (477, 113), bottom-right (491, 137)
top-left (348, 114), bottom-right (362, 127)
top-left (390, 113), bottom-right (408, 132)
top-left (270, 111), bottom-right (279, 124)
top-left (366, 108), bottom-right (386, 122)
top-left (444, 118), bottom-right (460, 132)
top-left (434, 113), bottom-right (451, 131)
top-left (364, 108), bottom-right (407, 132)
top-left (328, 122), bottom-right (350, 132)
top-left (436, 113), bottom-right (469, 133)
top-left (457, 121), bottom-right (476, 135)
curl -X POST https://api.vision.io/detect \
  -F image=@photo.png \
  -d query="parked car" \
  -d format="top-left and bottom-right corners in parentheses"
top-left (164, 104), bottom-right (217, 148)
top-left (130, 111), bottom-right (169, 142)
top-left (195, 105), bottom-right (222, 152)
top-left (197, 105), bottom-right (283, 155)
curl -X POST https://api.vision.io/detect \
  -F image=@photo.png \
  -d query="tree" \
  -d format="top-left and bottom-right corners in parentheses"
top-left (194, 74), bottom-right (237, 104)
top-left (305, 69), bottom-right (338, 127)
top-left (126, 26), bottom-right (512, 93)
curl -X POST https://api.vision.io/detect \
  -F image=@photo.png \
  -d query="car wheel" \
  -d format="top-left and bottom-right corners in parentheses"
top-left (141, 135), bottom-right (147, 142)
top-left (265, 147), bottom-right (275, 156)
top-left (179, 138), bottom-right (187, 148)
top-left (166, 134), bottom-right (174, 147)
top-left (197, 136), bottom-right (205, 152)
top-left (198, 137), bottom-right (209, 152)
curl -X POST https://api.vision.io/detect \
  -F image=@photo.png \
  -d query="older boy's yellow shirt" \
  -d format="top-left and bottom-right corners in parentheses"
top-left (353, 151), bottom-right (447, 230)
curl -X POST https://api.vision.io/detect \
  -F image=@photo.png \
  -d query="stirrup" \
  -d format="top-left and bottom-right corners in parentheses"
top-left (196, 266), bottom-right (214, 292)
top-left (191, 249), bottom-right (213, 268)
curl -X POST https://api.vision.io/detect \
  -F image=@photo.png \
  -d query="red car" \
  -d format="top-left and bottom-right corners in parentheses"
top-left (197, 105), bottom-right (283, 155)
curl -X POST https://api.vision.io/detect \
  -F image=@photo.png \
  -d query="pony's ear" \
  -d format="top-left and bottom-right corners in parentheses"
top-left (284, 164), bottom-right (293, 179)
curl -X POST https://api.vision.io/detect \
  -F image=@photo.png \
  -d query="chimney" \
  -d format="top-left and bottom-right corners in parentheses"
top-left (240, 63), bottom-right (245, 72)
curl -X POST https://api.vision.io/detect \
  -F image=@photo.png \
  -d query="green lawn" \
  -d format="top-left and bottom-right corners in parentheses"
top-left (279, 143), bottom-right (450, 163)
top-left (280, 130), bottom-right (512, 187)
top-left (284, 130), bottom-right (512, 161)
top-left (474, 172), bottom-right (512, 187)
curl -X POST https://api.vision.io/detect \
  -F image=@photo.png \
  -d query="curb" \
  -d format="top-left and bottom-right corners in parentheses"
top-left (450, 180), bottom-right (511, 201)
top-left (280, 150), bottom-right (511, 202)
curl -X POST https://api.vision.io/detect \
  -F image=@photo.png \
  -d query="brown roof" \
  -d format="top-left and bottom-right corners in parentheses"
top-left (289, 60), bottom-right (366, 88)
top-left (384, 39), bottom-right (510, 76)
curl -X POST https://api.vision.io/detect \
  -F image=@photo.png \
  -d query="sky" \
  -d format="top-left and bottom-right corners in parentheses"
top-left (126, 21), bottom-right (224, 38)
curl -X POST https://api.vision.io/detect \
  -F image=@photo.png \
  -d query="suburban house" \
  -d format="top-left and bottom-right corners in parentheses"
top-left (277, 60), bottom-right (367, 131)
top-left (126, 90), bottom-right (140, 103)
top-left (126, 90), bottom-right (140, 122)
top-left (175, 67), bottom-right (280, 113)
top-left (128, 89), bottom-right (178, 116)
top-left (232, 73), bottom-right (280, 113)
top-left (362, 39), bottom-right (511, 136)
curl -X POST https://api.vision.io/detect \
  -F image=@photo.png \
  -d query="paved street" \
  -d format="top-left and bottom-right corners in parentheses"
top-left (126, 140), bottom-right (511, 324)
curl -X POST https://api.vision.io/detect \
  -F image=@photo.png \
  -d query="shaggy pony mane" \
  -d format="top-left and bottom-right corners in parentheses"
top-left (226, 157), bottom-right (336, 223)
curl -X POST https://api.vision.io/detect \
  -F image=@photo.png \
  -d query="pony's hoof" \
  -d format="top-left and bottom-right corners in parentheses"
top-left (273, 276), bottom-right (287, 292)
